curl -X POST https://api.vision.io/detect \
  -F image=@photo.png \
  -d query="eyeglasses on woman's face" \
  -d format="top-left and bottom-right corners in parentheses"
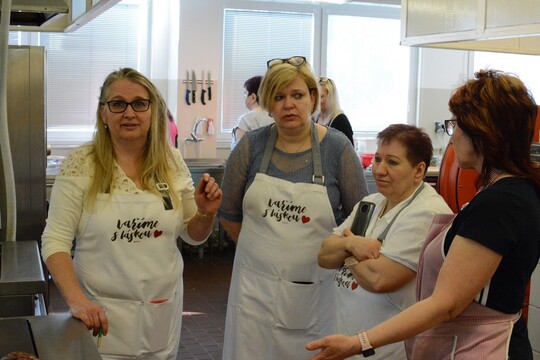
top-left (444, 119), bottom-right (457, 136)
top-left (105, 99), bottom-right (151, 113)
top-left (267, 56), bottom-right (307, 69)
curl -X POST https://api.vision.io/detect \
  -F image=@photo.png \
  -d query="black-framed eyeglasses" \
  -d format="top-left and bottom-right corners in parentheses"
top-left (267, 56), bottom-right (307, 69)
top-left (104, 99), bottom-right (151, 113)
top-left (317, 76), bottom-right (334, 85)
top-left (444, 119), bottom-right (457, 136)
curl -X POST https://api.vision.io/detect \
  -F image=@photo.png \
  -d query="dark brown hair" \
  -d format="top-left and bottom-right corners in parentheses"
top-left (448, 69), bottom-right (540, 189)
top-left (244, 76), bottom-right (263, 103)
top-left (377, 124), bottom-right (433, 175)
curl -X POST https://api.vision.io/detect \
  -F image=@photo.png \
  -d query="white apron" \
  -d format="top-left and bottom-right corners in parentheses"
top-left (405, 214), bottom-right (519, 359)
top-left (222, 123), bottom-right (337, 359)
top-left (74, 190), bottom-right (184, 360)
top-left (333, 184), bottom-right (425, 360)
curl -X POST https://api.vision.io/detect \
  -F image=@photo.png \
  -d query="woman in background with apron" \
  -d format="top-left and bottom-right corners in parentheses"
top-left (306, 69), bottom-right (540, 359)
top-left (219, 56), bottom-right (367, 359)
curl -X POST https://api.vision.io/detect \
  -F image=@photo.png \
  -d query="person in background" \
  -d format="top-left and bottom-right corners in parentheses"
top-left (317, 124), bottom-right (452, 359)
top-left (167, 109), bottom-right (178, 148)
top-left (306, 69), bottom-right (540, 360)
top-left (41, 68), bottom-right (222, 360)
top-left (230, 75), bottom-right (274, 150)
top-left (219, 56), bottom-right (367, 359)
top-left (314, 77), bottom-right (354, 145)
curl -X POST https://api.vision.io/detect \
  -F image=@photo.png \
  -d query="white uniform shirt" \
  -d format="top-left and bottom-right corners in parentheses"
top-left (332, 183), bottom-right (452, 360)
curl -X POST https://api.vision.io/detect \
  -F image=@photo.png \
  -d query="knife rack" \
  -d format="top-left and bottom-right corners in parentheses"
top-left (181, 79), bottom-right (215, 84)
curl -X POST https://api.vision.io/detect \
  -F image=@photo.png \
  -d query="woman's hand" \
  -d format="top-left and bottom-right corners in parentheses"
top-left (194, 173), bottom-right (222, 216)
top-left (343, 229), bottom-right (381, 260)
top-left (69, 297), bottom-right (108, 336)
top-left (305, 334), bottom-right (361, 360)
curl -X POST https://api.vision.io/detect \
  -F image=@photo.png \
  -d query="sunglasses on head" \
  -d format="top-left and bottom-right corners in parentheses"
top-left (267, 56), bottom-right (307, 69)
top-left (317, 77), bottom-right (334, 85)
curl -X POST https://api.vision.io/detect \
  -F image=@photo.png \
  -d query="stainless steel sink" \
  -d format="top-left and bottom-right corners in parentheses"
top-left (184, 158), bottom-right (226, 169)
top-left (184, 158), bottom-right (226, 186)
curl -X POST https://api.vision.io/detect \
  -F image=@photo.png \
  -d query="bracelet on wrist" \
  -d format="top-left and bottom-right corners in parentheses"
top-left (195, 210), bottom-right (215, 222)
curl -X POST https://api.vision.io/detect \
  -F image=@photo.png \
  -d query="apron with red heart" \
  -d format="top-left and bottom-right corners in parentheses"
top-left (73, 191), bottom-right (184, 359)
top-left (222, 123), bottom-right (337, 360)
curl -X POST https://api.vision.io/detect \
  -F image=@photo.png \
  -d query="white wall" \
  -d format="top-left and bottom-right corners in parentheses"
top-left (416, 47), bottom-right (470, 156)
top-left (177, 0), bottom-right (224, 159)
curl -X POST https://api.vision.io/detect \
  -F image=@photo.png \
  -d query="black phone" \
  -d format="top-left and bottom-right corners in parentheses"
top-left (350, 201), bottom-right (376, 236)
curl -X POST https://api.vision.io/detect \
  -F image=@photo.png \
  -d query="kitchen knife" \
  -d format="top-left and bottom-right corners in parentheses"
top-left (207, 71), bottom-right (212, 101)
top-left (201, 70), bottom-right (207, 105)
top-left (185, 70), bottom-right (191, 105)
top-left (191, 70), bottom-right (197, 104)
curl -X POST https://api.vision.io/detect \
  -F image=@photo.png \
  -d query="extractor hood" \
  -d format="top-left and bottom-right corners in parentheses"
top-left (0, 0), bottom-right (68, 27)
top-left (401, 0), bottom-right (540, 55)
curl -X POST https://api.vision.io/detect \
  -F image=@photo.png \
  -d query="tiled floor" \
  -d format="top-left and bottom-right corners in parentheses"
top-left (48, 243), bottom-right (235, 360)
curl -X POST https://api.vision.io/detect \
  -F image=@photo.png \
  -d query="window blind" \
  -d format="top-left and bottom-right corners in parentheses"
top-left (41, 3), bottom-right (140, 144)
top-left (222, 9), bottom-right (314, 132)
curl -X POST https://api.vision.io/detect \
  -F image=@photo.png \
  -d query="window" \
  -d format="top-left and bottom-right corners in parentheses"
top-left (8, 1), bottom-right (145, 146)
top-left (40, 2), bottom-right (141, 145)
top-left (325, 14), bottom-right (412, 134)
top-left (221, 9), bottom-right (314, 135)
top-left (221, 3), bottom-right (416, 145)
top-left (474, 51), bottom-right (540, 99)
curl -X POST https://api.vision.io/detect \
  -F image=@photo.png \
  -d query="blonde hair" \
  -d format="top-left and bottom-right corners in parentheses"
top-left (259, 61), bottom-right (319, 115)
top-left (317, 77), bottom-right (343, 124)
top-left (86, 67), bottom-right (179, 208)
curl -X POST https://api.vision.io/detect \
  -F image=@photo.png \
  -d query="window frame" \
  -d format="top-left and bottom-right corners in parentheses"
top-left (217, 1), bottom-right (419, 147)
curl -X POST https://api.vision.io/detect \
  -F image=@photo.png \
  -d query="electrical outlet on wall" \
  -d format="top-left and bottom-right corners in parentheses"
top-left (434, 122), bottom-right (445, 133)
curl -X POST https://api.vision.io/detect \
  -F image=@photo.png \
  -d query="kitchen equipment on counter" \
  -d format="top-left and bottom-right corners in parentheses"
top-left (0, 241), bottom-right (46, 317)
top-left (0, 313), bottom-right (102, 359)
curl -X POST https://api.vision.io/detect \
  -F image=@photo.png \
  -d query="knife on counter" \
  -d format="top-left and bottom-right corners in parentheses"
top-left (201, 70), bottom-right (207, 105)
top-left (191, 70), bottom-right (197, 104)
top-left (184, 70), bottom-right (191, 105)
top-left (207, 71), bottom-right (212, 101)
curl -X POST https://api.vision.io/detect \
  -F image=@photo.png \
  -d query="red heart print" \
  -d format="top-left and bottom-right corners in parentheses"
top-left (352, 282), bottom-right (359, 290)
top-left (301, 216), bottom-right (310, 224)
top-left (154, 230), bottom-right (163, 238)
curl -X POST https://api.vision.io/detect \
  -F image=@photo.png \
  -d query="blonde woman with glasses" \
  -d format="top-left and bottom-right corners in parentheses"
top-left (314, 77), bottom-right (354, 145)
top-left (42, 68), bottom-right (222, 360)
top-left (219, 56), bottom-right (368, 359)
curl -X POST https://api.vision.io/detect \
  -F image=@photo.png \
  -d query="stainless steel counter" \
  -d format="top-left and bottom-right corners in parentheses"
top-left (0, 314), bottom-right (102, 359)
top-left (0, 241), bottom-right (45, 296)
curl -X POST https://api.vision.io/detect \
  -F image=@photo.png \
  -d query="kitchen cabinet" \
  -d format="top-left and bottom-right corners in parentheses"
top-left (401, 0), bottom-right (540, 55)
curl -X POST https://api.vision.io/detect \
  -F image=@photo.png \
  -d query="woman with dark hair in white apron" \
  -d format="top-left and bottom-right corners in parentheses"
top-left (219, 56), bottom-right (367, 359)
top-left (307, 70), bottom-right (540, 359)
